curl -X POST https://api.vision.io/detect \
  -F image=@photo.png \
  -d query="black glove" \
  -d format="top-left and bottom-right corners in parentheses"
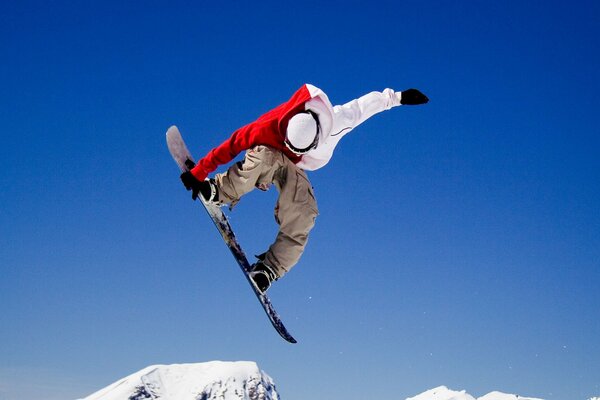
top-left (184, 159), bottom-right (196, 170)
top-left (180, 171), bottom-right (202, 201)
top-left (400, 89), bottom-right (429, 105)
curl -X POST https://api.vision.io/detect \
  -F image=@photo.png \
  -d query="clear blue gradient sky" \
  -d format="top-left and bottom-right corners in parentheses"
top-left (1, 1), bottom-right (599, 399)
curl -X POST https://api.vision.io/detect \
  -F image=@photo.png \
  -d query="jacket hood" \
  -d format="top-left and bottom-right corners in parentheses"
top-left (277, 84), bottom-right (334, 138)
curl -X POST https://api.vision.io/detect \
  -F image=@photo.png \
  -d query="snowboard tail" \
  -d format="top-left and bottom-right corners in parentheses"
top-left (166, 125), bottom-right (297, 344)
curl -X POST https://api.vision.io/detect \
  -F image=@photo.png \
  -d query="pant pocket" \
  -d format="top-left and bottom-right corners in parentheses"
top-left (293, 170), bottom-right (318, 215)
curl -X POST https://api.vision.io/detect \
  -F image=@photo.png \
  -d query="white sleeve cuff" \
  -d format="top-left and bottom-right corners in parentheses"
top-left (394, 91), bottom-right (402, 106)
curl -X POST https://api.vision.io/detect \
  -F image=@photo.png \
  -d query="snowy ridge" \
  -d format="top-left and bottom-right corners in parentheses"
top-left (407, 385), bottom-right (543, 400)
top-left (80, 361), bottom-right (278, 400)
top-left (408, 386), bottom-right (475, 400)
top-left (80, 363), bottom-right (568, 400)
top-left (478, 391), bottom-right (543, 400)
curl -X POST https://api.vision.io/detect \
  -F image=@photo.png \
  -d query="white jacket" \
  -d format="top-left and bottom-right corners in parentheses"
top-left (298, 84), bottom-right (402, 171)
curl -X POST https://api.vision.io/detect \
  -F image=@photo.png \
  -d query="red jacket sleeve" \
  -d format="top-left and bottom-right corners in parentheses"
top-left (190, 122), bottom-right (259, 181)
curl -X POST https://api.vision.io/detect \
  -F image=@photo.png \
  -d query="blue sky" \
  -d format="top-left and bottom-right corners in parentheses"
top-left (1, 1), bottom-right (599, 399)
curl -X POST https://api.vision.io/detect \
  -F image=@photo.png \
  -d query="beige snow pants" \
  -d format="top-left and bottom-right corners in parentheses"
top-left (214, 146), bottom-right (318, 279)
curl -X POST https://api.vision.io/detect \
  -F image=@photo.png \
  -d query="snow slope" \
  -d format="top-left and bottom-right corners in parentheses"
top-left (80, 361), bottom-right (278, 400)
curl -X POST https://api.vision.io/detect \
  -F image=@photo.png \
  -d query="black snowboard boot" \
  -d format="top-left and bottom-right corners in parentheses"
top-left (180, 170), bottom-right (220, 204)
top-left (199, 178), bottom-right (219, 204)
top-left (249, 261), bottom-right (277, 293)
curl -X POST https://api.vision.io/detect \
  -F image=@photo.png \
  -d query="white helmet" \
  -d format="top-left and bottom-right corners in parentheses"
top-left (285, 111), bottom-right (320, 154)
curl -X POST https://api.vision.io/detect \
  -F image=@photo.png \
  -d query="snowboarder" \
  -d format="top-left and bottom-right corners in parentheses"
top-left (180, 84), bottom-right (428, 292)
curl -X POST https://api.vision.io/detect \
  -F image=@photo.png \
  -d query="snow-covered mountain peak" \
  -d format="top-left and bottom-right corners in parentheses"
top-left (406, 385), bottom-right (543, 400)
top-left (81, 361), bottom-right (278, 400)
top-left (407, 385), bottom-right (475, 400)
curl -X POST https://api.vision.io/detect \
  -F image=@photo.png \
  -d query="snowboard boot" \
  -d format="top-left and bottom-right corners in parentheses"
top-left (249, 260), bottom-right (277, 293)
top-left (199, 178), bottom-right (220, 205)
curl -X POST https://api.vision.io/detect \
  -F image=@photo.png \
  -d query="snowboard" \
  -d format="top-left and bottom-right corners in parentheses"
top-left (166, 126), bottom-right (297, 344)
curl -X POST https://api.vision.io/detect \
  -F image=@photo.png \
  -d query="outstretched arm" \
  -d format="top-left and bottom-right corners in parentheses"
top-left (332, 88), bottom-right (428, 135)
top-left (190, 123), bottom-right (257, 181)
